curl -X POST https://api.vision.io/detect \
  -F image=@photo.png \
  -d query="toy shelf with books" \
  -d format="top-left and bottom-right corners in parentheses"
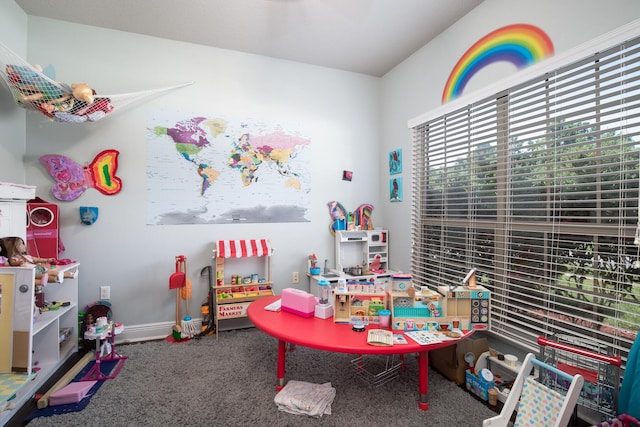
top-left (213, 239), bottom-right (274, 339)
top-left (332, 279), bottom-right (387, 324)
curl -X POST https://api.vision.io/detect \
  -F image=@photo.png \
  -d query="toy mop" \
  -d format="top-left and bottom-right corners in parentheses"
top-left (179, 255), bottom-right (200, 338)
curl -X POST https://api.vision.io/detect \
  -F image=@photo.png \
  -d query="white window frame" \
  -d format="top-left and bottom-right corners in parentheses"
top-left (409, 19), bottom-right (640, 364)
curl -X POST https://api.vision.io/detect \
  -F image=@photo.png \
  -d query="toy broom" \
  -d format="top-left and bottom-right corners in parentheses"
top-left (169, 256), bottom-right (186, 340)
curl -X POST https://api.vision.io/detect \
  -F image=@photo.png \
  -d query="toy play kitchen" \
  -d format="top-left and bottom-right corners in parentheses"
top-left (308, 229), bottom-right (399, 295)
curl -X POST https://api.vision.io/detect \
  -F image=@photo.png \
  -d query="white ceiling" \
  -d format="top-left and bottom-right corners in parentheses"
top-left (14, 0), bottom-right (483, 77)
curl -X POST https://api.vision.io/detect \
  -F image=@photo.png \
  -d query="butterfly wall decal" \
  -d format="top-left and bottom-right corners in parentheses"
top-left (327, 201), bottom-right (374, 234)
top-left (39, 149), bottom-right (122, 201)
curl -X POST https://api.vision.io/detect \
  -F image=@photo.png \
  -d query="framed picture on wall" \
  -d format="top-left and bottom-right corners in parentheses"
top-left (390, 177), bottom-right (402, 202)
top-left (389, 149), bottom-right (402, 175)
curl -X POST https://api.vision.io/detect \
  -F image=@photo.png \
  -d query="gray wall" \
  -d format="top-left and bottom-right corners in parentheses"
top-left (18, 12), bottom-right (383, 331)
top-left (0, 2), bottom-right (27, 183)
top-left (1, 0), bottom-right (639, 338)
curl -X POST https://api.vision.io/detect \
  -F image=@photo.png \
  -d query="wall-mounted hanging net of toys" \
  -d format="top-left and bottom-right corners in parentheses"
top-left (0, 41), bottom-right (192, 123)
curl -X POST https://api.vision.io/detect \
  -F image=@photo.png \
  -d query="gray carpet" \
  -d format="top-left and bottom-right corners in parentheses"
top-left (25, 328), bottom-right (496, 426)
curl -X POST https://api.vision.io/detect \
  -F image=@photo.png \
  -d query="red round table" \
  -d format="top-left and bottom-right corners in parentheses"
top-left (247, 295), bottom-right (473, 410)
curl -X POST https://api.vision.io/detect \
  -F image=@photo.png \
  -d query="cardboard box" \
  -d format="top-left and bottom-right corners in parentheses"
top-left (429, 336), bottom-right (489, 385)
top-left (466, 369), bottom-right (492, 401)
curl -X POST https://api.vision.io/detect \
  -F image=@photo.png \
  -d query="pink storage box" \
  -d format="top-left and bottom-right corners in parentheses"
top-left (49, 380), bottom-right (97, 406)
top-left (281, 288), bottom-right (317, 317)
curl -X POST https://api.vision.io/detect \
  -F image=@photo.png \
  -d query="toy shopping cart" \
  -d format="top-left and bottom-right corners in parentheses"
top-left (538, 335), bottom-right (622, 421)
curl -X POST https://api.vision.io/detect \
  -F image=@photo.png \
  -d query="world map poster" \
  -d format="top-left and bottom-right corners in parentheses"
top-left (146, 110), bottom-right (311, 225)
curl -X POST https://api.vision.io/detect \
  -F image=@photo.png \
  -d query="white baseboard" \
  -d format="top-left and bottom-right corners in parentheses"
top-left (112, 317), bottom-right (253, 344)
top-left (114, 321), bottom-right (183, 344)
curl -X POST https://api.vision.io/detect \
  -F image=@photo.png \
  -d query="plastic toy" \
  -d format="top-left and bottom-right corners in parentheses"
top-left (327, 201), bottom-right (375, 234)
top-left (71, 82), bottom-right (95, 103)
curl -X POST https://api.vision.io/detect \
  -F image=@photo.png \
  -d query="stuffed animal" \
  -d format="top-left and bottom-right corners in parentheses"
top-left (53, 83), bottom-right (114, 123)
top-left (71, 82), bottom-right (95, 104)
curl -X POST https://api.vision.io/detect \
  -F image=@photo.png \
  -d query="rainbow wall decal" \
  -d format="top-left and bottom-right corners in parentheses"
top-left (442, 23), bottom-right (554, 103)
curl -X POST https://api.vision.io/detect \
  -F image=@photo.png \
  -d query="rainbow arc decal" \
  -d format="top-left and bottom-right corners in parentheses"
top-left (442, 23), bottom-right (554, 103)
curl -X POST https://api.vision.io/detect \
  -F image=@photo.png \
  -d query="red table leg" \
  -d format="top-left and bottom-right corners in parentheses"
top-left (418, 350), bottom-right (429, 410)
top-left (276, 339), bottom-right (286, 391)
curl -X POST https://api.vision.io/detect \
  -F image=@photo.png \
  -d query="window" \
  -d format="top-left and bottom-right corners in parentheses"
top-left (410, 30), bottom-right (640, 364)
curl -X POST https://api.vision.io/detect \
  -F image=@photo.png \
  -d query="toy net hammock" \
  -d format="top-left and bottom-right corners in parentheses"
top-left (0, 41), bottom-right (192, 123)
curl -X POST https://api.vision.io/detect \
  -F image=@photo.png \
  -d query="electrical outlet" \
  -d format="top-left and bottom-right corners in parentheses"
top-left (292, 272), bottom-right (299, 283)
top-left (100, 285), bottom-right (111, 300)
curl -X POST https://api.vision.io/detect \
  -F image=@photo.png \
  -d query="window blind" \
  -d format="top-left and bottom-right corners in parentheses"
top-left (411, 34), bottom-right (640, 365)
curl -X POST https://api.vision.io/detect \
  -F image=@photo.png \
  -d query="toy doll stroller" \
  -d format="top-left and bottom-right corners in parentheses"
top-left (483, 353), bottom-right (584, 427)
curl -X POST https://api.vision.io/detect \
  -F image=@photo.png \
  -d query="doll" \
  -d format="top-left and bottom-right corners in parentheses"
top-left (0, 236), bottom-right (76, 282)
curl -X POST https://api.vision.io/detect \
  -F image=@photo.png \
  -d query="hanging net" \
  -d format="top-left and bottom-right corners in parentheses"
top-left (0, 41), bottom-right (192, 123)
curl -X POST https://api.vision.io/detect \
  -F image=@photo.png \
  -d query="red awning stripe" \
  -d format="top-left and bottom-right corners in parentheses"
top-left (216, 239), bottom-right (272, 258)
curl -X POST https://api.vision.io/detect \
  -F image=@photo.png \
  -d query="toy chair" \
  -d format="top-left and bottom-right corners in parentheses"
top-left (483, 353), bottom-right (584, 427)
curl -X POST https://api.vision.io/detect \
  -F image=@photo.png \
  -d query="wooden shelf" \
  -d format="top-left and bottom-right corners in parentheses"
top-left (214, 282), bottom-right (273, 303)
top-left (487, 355), bottom-right (522, 375)
top-left (216, 281), bottom-right (273, 288)
top-left (216, 291), bottom-right (274, 304)
top-left (0, 264), bottom-right (79, 425)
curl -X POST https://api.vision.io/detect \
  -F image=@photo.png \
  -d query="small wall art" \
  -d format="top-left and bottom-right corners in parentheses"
top-left (39, 149), bottom-right (122, 201)
top-left (389, 149), bottom-right (402, 175)
top-left (80, 206), bottom-right (99, 225)
top-left (390, 177), bottom-right (402, 202)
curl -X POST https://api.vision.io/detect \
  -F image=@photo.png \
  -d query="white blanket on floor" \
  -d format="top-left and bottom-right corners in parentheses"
top-left (274, 380), bottom-right (336, 418)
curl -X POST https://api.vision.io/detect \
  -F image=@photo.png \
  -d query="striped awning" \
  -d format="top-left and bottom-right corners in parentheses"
top-left (216, 239), bottom-right (272, 258)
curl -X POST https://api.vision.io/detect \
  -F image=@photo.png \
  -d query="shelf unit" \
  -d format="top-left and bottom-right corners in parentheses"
top-left (335, 229), bottom-right (388, 272)
top-left (365, 230), bottom-right (388, 270)
top-left (213, 239), bottom-right (274, 339)
top-left (486, 355), bottom-right (523, 403)
top-left (0, 182), bottom-right (35, 241)
top-left (332, 289), bottom-right (387, 324)
top-left (0, 263), bottom-right (79, 425)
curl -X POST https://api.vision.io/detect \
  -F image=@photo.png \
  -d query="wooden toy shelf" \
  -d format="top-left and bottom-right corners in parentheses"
top-left (214, 283), bottom-right (274, 304)
top-left (0, 263), bottom-right (79, 425)
top-left (333, 290), bottom-right (387, 324)
top-left (213, 239), bottom-right (274, 339)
